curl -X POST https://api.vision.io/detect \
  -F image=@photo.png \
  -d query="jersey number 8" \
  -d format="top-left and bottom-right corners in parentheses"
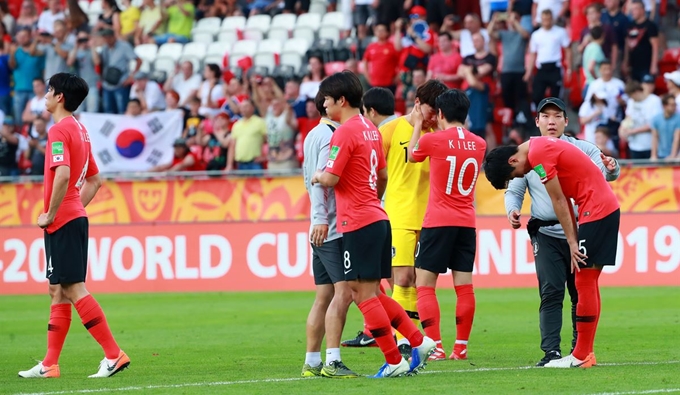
top-left (368, 149), bottom-right (378, 190)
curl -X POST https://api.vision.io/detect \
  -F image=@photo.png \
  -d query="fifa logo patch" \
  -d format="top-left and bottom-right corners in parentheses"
top-left (391, 246), bottom-right (396, 258)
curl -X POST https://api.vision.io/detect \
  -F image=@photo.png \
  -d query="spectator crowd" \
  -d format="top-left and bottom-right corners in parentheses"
top-left (1, 0), bottom-right (680, 177)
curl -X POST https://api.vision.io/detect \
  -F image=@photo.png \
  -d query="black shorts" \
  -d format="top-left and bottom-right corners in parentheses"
top-left (415, 226), bottom-right (476, 274)
top-left (44, 217), bottom-right (89, 285)
top-left (353, 4), bottom-right (372, 26)
top-left (312, 238), bottom-right (345, 285)
top-left (578, 209), bottom-right (620, 268)
top-left (342, 220), bottom-right (392, 281)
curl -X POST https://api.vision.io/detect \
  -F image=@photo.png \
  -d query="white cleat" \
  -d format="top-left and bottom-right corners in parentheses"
top-left (18, 362), bottom-right (60, 378)
top-left (410, 336), bottom-right (437, 373)
top-left (544, 354), bottom-right (593, 369)
top-left (88, 350), bottom-right (131, 378)
top-left (371, 358), bottom-right (411, 378)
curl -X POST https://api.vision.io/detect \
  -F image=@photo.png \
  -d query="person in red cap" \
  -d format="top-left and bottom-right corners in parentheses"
top-left (394, 6), bottom-right (435, 88)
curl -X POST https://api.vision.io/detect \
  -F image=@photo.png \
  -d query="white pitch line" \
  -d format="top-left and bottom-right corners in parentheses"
top-left (588, 389), bottom-right (680, 395)
top-left (13, 361), bottom-right (680, 395)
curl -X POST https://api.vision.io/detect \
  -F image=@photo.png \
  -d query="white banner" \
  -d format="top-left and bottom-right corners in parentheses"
top-left (81, 110), bottom-right (184, 173)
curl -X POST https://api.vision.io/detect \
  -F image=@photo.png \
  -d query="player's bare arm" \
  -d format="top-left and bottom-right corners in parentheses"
top-left (543, 176), bottom-right (587, 272)
top-left (311, 170), bottom-right (340, 187)
top-left (377, 168), bottom-right (387, 199)
top-left (407, 102), bottom-right (424, 163)
top-left (38, 166), bottom-right (70, 229)
top-left (80, 173), bottom-right (102, 208)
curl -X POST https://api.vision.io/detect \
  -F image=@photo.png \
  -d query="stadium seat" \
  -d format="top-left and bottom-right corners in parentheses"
top-left (130, 58), bottom-right (152, 73)
top-left (321, 12), bottom-right (345, 30)
top-left (192, 32), bottom-right (215, 44)
top-left (292, 27), bottom-right (316, 46)
top-left (134, 43), bottom-right (158, 64)
top-left (268, 15), bottom-right (295, 41)
top-left (157, 43), bottom-right (184, 61)
top-left (180, 42), bottom-right (208, 72)
top-left (270, 13), bottom-right (297, 32)
top-left (254, 39), bottom-right (282, 72)
top-left (230, 39), bottom-right (258, 67)
top-left (78, 0), bottom-right (89, 12)
top-left (318, 25), bottom-right (340, 45)
top-left (325, 61), bottom-right (344, 75)
top-left (280, 38), bottom-right (310, 72)
top-left (296, 13), bottom-right (321, 31)
top-left (309, 0), bottom-right (327, 15)
top-left (221, 16), bottom-right (246, 32)
top-left (192, 17), bottom-right (222, 36)
top-left (87, 1), bottom-right (102, 25)
top-left (205, 41), bottom-right (232, 67)
top-left (217, 30), bottom-right (240, 44)
top-left (244, 14), bottom-right (271, 40)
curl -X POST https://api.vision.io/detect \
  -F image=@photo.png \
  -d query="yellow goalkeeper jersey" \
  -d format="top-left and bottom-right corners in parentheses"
top-left (379, 116), bottom-right (430, 230)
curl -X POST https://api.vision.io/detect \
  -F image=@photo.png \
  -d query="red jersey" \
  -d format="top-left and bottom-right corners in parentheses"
top-left (174, 150), bottom-right (205, 171)
top-left (427, 51), bottom-right (463, 89)
top-left (43, 116), bottom-right (99, 234)
top-left (412, 126), bottom-right (486, 228)
top-left (325, 114), bottom-right (388, 233)
top-left (363, 41), bottom-right (399, 87)
top-left (528, 136), bottom-right (619, 224)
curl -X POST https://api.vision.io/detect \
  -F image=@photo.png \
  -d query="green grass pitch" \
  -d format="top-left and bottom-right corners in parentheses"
top-left (1, 287), bottom-right (679, 395)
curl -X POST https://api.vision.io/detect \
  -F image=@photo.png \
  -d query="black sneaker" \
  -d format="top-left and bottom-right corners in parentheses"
top-left (341, 331), bottom-right (377, 347)
top-left (398, 344), bottom-right (412, 360)
top-left (536, 350), bottom-right (562, 367)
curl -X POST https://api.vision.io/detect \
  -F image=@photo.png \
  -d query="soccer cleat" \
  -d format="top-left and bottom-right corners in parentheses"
top-left (536, 350), bottom-right (562, 367)
top-left (18, 362), bottom-right (60, 378)
top-left (398, 344), bottom-right (412, 360)
top-left (450, 344), bottom-right (468, 360)
top-left (341, 331), bottom-right (377, 347)
top-left (428, 347), bottom-right (447, 361)
top-left (320, 361), bottom-right (359, 379)
top-left (301, 363), bottom-right (323, 377)
top-left (589, 352), bottom-right (598, 366)
top-left (409, 336), bottom-right (437, 373)
top-left (544, 353), bottom-right (594, 369)
top-left (88, 350), bottom-right (130, 378)
top-left (371, 358), bottom-right (411, 378)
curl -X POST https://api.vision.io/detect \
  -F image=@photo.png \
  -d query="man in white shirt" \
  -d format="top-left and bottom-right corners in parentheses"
top-left (452, 13), bottom-right (490, 58)
top-left (524, 9), bottom-right (571, 107)
top-left (163, 61), bottom-right (202, 107)
top-left (664, 71), bottom-right (680, 113)
top-left (585, 60), bottom-right (626, 121)
top-left (130, 72), bottom-right (166, 113)
top-left (532, 0), bottom-right (567, 27)
top-left (620, 79), bottom-right (661, 159)
top-left (37, 0), bottom-right (65, 35)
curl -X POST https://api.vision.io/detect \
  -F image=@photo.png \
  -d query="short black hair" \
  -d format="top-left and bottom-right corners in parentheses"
top-left (318, 70), bottom-right (363, 109)
top-left (483, 145), bottom-right (519, 190)
top-left (48, 73), bottom-right (89, 112)
top-left (416, 79), bottom-right (449, 109)
top-left (128, 98), bottom-right (141, 106)
top-left (435, 89), bottom-right (469, 124)
top-left (363, 87), bottom-right (395, 116)
top-left (314, 90), bottom-right (326, 116)
top-left (34, 78), bottom-right (45, 85)
top-left (206, 63), bottom-right (222, 79)
top-left (599, 59), bottom-right (612, 67)
top-left (590, 26), bottom-right (603, 40)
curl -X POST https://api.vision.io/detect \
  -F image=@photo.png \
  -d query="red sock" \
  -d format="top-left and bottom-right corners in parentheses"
top-left (362, 283), bottom-right (390, 337)
top-left (572, 268), bottom-right (602, 360)
top-left (42, 304), bottom-right (72, 366)
top-left (358, 297), bottom-right (402, 364)
top-left (74, 295), bottom-right (120, 359)
top-left (378, 293), bottom-right (424, 347)
top-left (416, 286), bottom-right (441, 343)
top-left (454, 284), bottom-right (475, 342)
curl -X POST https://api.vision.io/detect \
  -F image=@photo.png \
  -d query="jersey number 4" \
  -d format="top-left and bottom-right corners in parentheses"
top-left (445, 156), bottom-right (479, 196)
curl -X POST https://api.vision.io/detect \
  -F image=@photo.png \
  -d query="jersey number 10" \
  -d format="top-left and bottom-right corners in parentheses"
top-left (445, 156), bottom-right (478, 196)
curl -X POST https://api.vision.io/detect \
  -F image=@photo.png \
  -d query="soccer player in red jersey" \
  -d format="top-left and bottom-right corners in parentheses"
top-left (312, 71), bottom-right (436, 377)
top-left (19, 73), bottom-right (130, 379)
top-left (406, 90), bottom-right (487, 362)
top-left (483, 136), bottom-right (621, 368)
